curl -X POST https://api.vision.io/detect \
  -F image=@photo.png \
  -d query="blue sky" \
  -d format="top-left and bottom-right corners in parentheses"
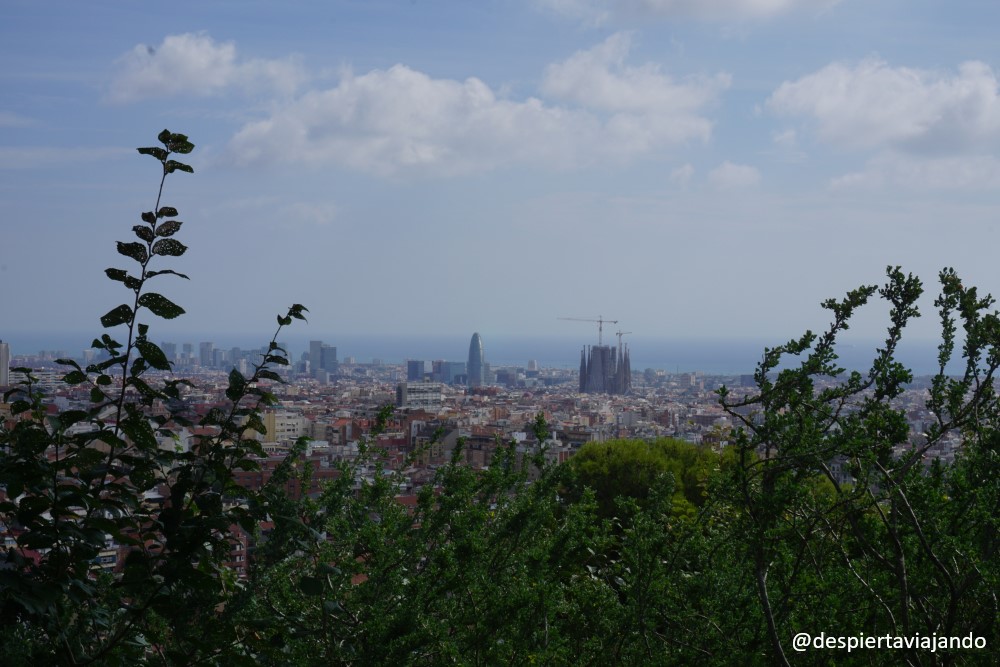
top-left (4, 0), bottom-right (1000, 350)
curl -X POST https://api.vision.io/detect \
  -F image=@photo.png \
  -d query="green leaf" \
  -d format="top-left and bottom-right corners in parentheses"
top-left (156, 220), bottom-right (182, 237)
top-left (157, 206), bottom-right (178, 218)
top-left (63, 370), bottom-right (87, 385)
top-left (146, 269), bottom-right (190, 280)
top-left (56, 358), bottom-right (82, 370)
top-left (141, 211), bottom-right (156, 224)
top-left (226, 368), bottom-right (247, 401)
top-left (137, 339), bottom-right (171, 371)
top-left (299, 576), bottom-right (324, 596)
top-left (105, 268), bottom-right (128, 282)
top-left (165, 160), bottom-right (194, 174)
top-left (117, 241), bottom-right (148, 264)
top-left (137, 146), bottom-right (168, 161)
top-left (101, 304), bottom-right (134, 328)
top-left (151, 239), bottom-right (187, 257)
top-left (256, 369), bottom-right (284, 384)
top-left (133, 225), bottom-right (155, 242)
top-left (138, 293), bottom-right (185, 319)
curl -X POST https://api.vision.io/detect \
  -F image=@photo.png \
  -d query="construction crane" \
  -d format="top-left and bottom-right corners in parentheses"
top-left (558, 315), bottom-right (619, 346)
top-left (615, 330), bottom-right (632, 351)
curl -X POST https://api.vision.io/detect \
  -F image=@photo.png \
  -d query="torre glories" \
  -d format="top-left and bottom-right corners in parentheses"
top-left (467, 332), bottom-right (484, 387)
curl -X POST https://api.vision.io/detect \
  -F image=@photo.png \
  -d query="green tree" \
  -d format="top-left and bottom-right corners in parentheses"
top-left (0, 131), bottom-right (307, 665)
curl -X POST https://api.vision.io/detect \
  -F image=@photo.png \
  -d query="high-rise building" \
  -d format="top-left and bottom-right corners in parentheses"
top-left (407, 359), bottom-right (426, 381)
top-left (309, 340), bottom-right (338, 377)
top-left (199, 342), bottom-right (214, 368)
top-left (0, 340), bottom-right (10, 387)
top-left (161, 342), bottom-right (177, 364)
top-left (467, 332), bottom-right (484, 387)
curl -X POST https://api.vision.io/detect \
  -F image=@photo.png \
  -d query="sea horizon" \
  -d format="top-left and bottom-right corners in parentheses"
top-left (2, 331), bottom-right (966, 377)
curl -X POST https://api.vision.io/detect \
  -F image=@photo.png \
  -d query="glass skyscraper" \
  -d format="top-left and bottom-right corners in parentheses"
top-left (467, 332), bottom-right (484, 387)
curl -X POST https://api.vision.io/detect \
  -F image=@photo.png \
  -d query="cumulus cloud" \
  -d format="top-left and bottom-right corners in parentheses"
top-left (108, 33), bottom-right (305, 103)
top-left (831, 154), bottom-right (1000, 191)
top-left (536, 0), bottom-right (839, 22)
top-left (226, 34), bottom-right (728, 176)
top-left (708, 161), bottom-right (761, 188)
top-left (768, 58), bottom-right (1000, 155)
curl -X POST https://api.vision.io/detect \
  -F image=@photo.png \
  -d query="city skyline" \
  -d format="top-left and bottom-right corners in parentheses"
top-left (4, 2), bottom-right (1000, 345)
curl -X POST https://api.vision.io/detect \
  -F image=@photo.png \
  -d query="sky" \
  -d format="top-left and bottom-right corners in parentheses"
top-left (3, 0), bottom-right (1000, 354)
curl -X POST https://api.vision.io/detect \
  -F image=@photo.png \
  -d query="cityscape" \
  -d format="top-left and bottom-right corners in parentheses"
top-left (3, 1), bottom-right (998, 662)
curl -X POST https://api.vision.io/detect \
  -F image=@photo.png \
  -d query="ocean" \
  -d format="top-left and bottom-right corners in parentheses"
top-left (3, 331), bottom-right (966, 377)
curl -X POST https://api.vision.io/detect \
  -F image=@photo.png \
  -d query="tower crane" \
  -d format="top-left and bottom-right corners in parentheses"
top-left (615, 330), bottom-right (632, 351)
top-left (558, 315), bottom-right (618, 346)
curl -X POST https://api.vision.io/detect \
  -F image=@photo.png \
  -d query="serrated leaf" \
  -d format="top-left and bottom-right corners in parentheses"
top-left (151, 239), bottom-right (187, 257)
top-left (117, 241), bottom-right (148, 264)
top-left (132, 225), bottom-right (154, 242)
top-left (138, 293), bottom-right (185, 319)
top-left (137, 340), bottom-right (171, 371)
top-left (156, 220), bottom-right (182, 237)
top-left (137, 146), bottom-right (168, 161)
top-left (101, 304), bottom-right (134, 328)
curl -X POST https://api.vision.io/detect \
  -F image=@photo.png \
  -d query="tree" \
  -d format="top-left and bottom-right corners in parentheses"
top-left (0, 131), bottom-right (307, 664)
top-left (717, 266), bottom-right (999, 665)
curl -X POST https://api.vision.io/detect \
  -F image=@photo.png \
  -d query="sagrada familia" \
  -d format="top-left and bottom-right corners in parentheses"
top-left (579, 344), bottom-right (631, 395)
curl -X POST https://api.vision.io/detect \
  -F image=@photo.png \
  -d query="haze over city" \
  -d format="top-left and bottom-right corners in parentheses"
top-left (4, 0), bottom-right (1000, 350)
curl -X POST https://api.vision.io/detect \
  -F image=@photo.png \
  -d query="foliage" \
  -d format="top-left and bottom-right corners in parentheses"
top-left (0, 131), bottom-right (307, 665)
top-left (1, 133), bottom-right (997, 666)
top-left (568, 437), bottom-right (725, 519)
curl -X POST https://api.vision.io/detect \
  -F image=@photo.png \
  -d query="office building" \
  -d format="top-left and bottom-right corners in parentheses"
top-left (467, 332), bottom-right (485, 387)
top-left (0, 340), bottom-right (9, 387)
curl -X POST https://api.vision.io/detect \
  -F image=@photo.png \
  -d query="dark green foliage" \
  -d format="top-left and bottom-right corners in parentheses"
top-left (0, 132), bottom-right (308, 665)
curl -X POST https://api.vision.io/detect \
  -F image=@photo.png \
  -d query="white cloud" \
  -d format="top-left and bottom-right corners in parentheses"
top-left (768, 58), bottom-right (1000, 155)
top-left (542, 33), bottom-right (729, 115)
top-left (831, 154), bottom-right (1000, 191)
top-left (108, 33), bottom-right (305, 103)
top-left (536, 0), bottom-right (839, 22)
top-left (708, 161), bottom-right (761, 188)
top-left (226, 36), bottom-right (727, 176)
